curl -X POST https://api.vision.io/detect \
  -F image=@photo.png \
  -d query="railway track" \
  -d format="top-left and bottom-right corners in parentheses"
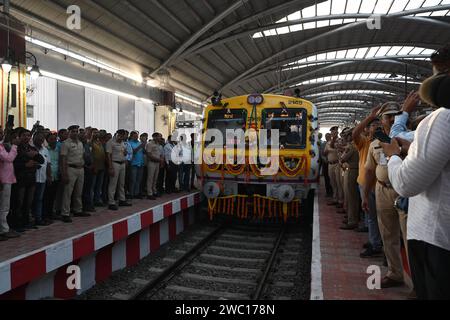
top-left (126, 223), bottom-right (305, 300)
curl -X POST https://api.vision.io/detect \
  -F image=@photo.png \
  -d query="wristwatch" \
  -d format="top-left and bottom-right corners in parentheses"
top-left (386, 154), bottom-right (401, 162)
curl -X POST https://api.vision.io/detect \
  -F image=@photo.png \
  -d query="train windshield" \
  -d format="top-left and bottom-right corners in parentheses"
top-left (206, 109), bottom-right (247, 146)
top-left (262, 108), bottom-right (307, 149)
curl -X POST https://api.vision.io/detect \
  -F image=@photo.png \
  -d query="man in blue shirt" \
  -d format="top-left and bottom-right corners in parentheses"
top-left (128, 131), bottom-right (147, 199)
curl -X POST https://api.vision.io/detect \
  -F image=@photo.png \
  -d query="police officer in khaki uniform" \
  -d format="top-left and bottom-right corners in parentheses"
top-left (363, 103), bottom-right (404, 288)
top-left (60, 125), bottom-right (89, 223)
top-left (107, 130), bottom-right (132, 210)
top-left (324, 126), bottom-right (339, 206)
top-left (146, 133), bottom-right (162, 200)
top-left (340, 128), bottom-right (360, 229)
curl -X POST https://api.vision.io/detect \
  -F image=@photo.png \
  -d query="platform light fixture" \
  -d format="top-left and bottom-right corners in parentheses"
top-left (1, 57), bottom-right (12, 73)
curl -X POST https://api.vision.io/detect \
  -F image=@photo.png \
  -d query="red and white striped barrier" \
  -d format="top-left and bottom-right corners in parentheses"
top-left (0, 193), bottom-right (201, 300)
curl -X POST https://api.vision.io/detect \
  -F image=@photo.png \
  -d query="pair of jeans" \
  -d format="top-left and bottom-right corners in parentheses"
top-left (129, 165), bottom-right (144, 197)
top-left (32, 183), bottom-right (47, 223)
top-left (359, 185), bottom-right (382, 250)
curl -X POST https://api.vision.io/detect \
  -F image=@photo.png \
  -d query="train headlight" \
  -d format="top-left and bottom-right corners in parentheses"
top-left (247, 94), bottom-right (264, 105)
top-left (203, 182), bottom-right (220, 199)
top-left (277, 185), bottom-right (295, 203)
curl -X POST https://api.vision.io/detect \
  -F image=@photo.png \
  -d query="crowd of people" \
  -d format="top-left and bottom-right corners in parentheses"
top-left (0, 125), bottom-right (197, 239)
top-left (318, 44), bottom-right (450, 300)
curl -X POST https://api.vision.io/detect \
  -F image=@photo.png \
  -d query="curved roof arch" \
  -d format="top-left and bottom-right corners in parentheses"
top-left (10, 0), bottom-right (450, 126)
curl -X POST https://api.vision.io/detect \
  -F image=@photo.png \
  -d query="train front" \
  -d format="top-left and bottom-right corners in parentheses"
top-left (195, 94), bottom-right (319, 222)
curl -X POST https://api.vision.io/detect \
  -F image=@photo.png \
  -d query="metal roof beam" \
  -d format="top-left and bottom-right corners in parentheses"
top-left (300, 81), bottom-right (409, 95)
top-left (242, 56), bottom-right (432, 82)
top-left (122, 0), bottom-right (181, 44)
top-left (219, 15), bottom-right (450, 91)
top-left (182, 4), bottom-right (450, 58)
top-left (83, 0), bottom-right (171, 54)
top-left (150, 0), bottom-right (192, 35)
top-left (151, 0), bottom-right (248, 77)
top-left (263, 60), bottom-right (421, 93)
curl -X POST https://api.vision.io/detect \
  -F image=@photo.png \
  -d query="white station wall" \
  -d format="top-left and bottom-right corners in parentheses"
top-left (135, 100), bottom-right (155, 136)
top-left (26, 77), bottom-right (155, 134)
top-left (85, 87), bottom-right (119, 134)
top-left (26, 76), bottom-right (58, 131)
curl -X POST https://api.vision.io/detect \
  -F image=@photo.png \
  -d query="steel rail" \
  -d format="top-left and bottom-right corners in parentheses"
top-left (252, 225), bottom-right (287, 300)
top-left (129, 224), bottom-right (226, 300)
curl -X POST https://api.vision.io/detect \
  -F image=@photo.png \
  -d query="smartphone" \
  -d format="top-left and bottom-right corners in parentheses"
top-left (374, 128), bottom-right (392, 144)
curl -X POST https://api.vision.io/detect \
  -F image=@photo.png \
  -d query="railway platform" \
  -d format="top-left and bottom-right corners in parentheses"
top-left (0, 192), bottom-right (201, 300)
top-left (312, 184), bottom-right (410, 300)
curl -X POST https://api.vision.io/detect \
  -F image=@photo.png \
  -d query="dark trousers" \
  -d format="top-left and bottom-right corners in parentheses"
top-left (44, 180), bottom-right (59, 219)
top-left (322, 162), bottom-right (333, 196)
top-left (157, 166), bottom-right (165, 194)
top-left (141, 165), bottom-right (148, 196)
top-left (181, 163), bottom-right (191, 191)
top-left (102, 170), bottom-right (110, 204)
top-left (92, 170), bottom-right (105, 204)
top-left (165, 162), bottom-right (178, 193)
top-left (83, 169), bottom-right (94, 209)
top-left (408, 239), bottom-right (450, 300)
top-left (9, 183), bottom-right (35, 228)
top-left (190, 164), bottom-right (196, 188)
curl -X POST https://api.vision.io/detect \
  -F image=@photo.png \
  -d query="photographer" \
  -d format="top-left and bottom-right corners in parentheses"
top-left (381, 72), bottom-right (450, 300)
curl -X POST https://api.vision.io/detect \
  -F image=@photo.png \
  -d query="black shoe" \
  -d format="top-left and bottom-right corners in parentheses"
top-left (0, 234), bottom-right (7, 241)
top-left (355, 226), bottom-right (368, 233)
top-left (119, 201), bottom-right (132, 207)
top-left (36, 220), bottom-right (51, 226)
top-left (62, 216), bottom-right (73, 223)
top-left (339, 224), bottom-right (358, 230)
top-left (24, 224), bottom-right (38, 230)
top-left (84, 207), bottom-right (96, 213)
top-left (147, 196), bottom-right (156, 200)
top-left (363, 242), bottom-right (372, 249)
top-left (134, 195), bottom-right (143, 200)
top-left (94, 202), bottom-right (106, 207)
top-left (3, 230), bottom-right (20, 238)
top-left (74, 212), bottom-right (91, 217)
top-left (360, 247), bottom-right (383, 258)
top-left (109, 205), bottom-right (119, 211)
top-left (15, 228), bottom-right (26, 233)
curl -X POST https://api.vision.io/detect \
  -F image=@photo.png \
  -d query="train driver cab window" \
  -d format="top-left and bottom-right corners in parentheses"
top-left (205, 109), bottom-right (247, 147)
top-left (262, 108), bottom-right (307, 149)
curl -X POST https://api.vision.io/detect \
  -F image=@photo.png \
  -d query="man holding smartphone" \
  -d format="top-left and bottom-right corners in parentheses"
top-left (363, 103), bottom-right (405, 289)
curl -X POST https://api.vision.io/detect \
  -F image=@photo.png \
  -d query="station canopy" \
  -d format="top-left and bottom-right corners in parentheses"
top-left (9, 0), bottom-right (450, 125)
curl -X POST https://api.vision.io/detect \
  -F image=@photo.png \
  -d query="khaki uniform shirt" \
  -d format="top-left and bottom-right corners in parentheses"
top-left (146, 140), bottom-right (161, 163)
top-left (342, 143), bottom-right (359, 170)
top-left (106, 139), bottom-right (126, 162)
top-left (324, 141), bottom-right (338, 162)
top-left (365, 139), bottom-right (390, 184)
top-left (60, 138), bottom-right (84, 166)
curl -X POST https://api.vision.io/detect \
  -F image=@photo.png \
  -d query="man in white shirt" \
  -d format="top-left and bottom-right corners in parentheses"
top-left (382, 100), bottom-right (450, 298)
top-left (32, 133), bottom-right (52, 226)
